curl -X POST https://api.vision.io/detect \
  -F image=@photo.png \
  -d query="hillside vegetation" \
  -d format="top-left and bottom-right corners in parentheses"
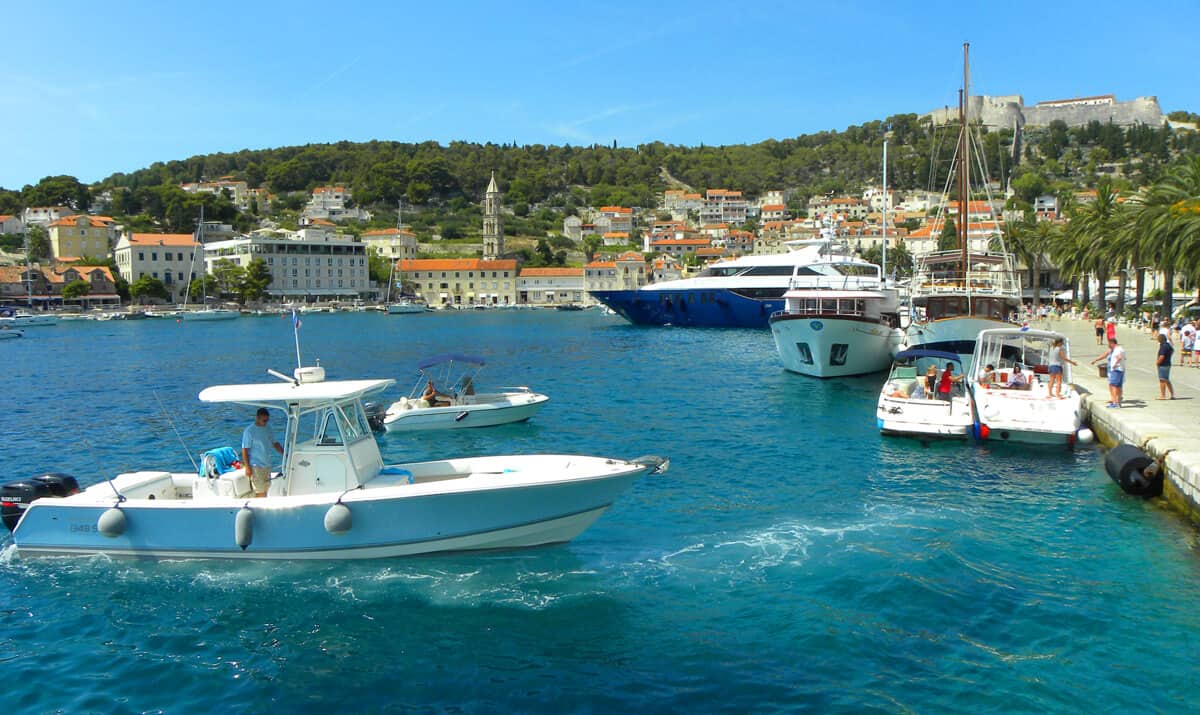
top-left (2, 114), bottom-right (1197, 241)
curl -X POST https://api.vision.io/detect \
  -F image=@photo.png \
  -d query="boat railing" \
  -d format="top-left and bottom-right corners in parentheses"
top-left (909, 269), bottom-right (1021, 298)
top-left (785, 275), bottom-right (881, 291)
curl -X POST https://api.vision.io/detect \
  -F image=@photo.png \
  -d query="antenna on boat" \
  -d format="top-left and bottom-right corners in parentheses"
top-left (153, 390), bottom-right (199, 473)
top-left (291, 308), bottom-right (303, 371)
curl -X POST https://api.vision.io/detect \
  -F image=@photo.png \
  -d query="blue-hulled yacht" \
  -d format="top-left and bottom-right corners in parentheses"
top-left (589, 240), bottom-right (882, 329)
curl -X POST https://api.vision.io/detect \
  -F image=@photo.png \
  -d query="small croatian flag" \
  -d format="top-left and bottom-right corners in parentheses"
top-left (292, 309), bottom-right (302, 329)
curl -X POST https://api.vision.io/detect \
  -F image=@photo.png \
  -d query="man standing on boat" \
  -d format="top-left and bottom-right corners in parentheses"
top-left (243, 408), bottom-right (284, 497)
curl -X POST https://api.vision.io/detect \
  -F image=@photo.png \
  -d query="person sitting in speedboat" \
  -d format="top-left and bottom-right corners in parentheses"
top-left (1005, 365), bottom-right (1029, 389)
top-left (977, 364), bottom-right (996, 388)
top-left (422, 380), bottom-right (453, 407)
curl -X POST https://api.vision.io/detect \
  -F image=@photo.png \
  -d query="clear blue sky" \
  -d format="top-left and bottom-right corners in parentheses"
top-left (2, 0), bottom-right (1197, 190)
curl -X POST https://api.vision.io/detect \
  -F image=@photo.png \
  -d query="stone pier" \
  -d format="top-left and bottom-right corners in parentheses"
top-left (1048, 314), bottom-right (1200, 522)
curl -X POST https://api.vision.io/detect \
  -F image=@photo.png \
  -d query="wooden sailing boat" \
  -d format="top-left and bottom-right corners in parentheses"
top-left (904, 43), bottom-right (1021, 364)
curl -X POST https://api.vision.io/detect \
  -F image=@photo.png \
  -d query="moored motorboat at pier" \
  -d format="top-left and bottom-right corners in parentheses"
top-left (876, 349), bottom-right (975, 439)
top-left (968, 328), bottom-right (1084, 445)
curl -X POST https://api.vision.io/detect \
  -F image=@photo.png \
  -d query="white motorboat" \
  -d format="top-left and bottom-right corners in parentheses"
top-left (968, 328), bottom-right (1084, 446)
top-left (2, 365), bottom-right (664, 559)
top-left (374, 354), bottom-right (549, 432)
top-left (0, 311), bottom-right (58, 327)
top-left (770, 287), bottom-right (902, 377)
top-left (876, 349), bottom-right (975, 439)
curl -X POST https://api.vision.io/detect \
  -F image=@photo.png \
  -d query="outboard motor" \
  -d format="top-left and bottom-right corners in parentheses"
top-left (1, 473), bottom-right (80, 531)
top-left (1104, 444), bottom-right (1162, 497)
top-left (363, 401), bottom-right (389, 432)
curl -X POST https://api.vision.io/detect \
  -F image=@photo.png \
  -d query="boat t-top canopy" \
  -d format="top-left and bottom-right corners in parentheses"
top-left (199, 378), bottom-right (395, 407)
top-left (895, 349), bottom-right (962, 363)
top-left (976, 328), bottom-right (1065, 342)
top-left (417, 353), bottom-right (485, 370)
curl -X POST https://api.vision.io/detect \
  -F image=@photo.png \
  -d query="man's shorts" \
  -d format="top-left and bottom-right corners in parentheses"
top-left (249, 466), bottom-right (272, 493)
top-left (1108, 369), bottom-right (1125, 387)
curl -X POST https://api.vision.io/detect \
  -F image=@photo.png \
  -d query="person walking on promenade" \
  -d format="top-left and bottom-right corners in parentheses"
top-left (1156, 333), bottom-right (1176, 400)
top-left (1048, 337), bottom-right (1077, 399)
top-left (1091, 337), bottom-right (1127, 408)
top-left (1094, 316), bottom-right (1105, 345)
top-left (1180, 320), bottom-right (1195, 367)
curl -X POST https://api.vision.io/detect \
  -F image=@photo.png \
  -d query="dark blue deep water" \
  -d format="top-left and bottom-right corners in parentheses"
top-left (3, 311), bottom-right (1200, 713)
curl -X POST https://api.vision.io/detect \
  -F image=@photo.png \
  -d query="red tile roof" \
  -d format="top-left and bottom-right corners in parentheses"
top-left (129, 233), bottom-right (199, 247)
top-left (519, 267), bottom-right (584, 277)
top-left (48, 215), bottom-right (115, 228)
top-left (399, 259), bottom-right (517, 271)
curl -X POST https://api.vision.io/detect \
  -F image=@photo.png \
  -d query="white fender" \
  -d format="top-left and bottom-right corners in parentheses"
top-left (235, 506), bottom-right (254, 550)
top-left (97, 507), bottom-right (126, 538)
top-left (324, 503), bottom-right (352, 535)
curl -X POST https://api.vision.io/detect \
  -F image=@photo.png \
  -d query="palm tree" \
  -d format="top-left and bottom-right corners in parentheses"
top-left (1066, 177), bottom-right (1125, 313)
top-left (1127, 156), bottom-right (1200, 318)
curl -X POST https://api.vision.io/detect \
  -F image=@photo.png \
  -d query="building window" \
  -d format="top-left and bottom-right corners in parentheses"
top-left (138, 252), bottom-right (144, 261)
top-left (152, 252), bottom-right (158, 260)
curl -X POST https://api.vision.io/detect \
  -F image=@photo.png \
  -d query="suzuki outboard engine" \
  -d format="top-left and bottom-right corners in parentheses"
top-left (363, 401), bottom-right (389, 432)
top-left (1, 473), bottom-right (79, 531)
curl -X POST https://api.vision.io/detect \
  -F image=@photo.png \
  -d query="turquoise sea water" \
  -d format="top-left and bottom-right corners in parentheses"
top-left (3, 311), bottom-right (1200, 713)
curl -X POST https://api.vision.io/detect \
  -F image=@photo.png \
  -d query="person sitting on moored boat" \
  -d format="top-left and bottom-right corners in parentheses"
top-left (977, 364), bottom-right (995, 387)
top-left (422, 380), bottom-right (452, 407)
top-left (1005, 364), bottom-right (1029, 389)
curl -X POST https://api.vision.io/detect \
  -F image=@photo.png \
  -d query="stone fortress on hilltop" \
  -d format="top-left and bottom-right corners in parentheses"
top-left (924, 93), bottom-right (1164, 129)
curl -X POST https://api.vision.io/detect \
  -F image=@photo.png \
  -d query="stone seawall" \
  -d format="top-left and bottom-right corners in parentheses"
top-left (1053, 316), bottom-right (1200, 526)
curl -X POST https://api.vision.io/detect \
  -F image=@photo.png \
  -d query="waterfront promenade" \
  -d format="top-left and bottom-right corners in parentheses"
top-left (1052, 314), bottom-right (1200, 523)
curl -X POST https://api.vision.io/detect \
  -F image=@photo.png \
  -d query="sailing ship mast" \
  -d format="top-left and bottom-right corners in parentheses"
top-left (958, 42), bottom-right (971, 281)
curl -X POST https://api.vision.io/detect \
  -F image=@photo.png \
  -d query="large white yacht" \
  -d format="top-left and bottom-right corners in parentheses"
top-left (591, 239), bottom-right (878, 329)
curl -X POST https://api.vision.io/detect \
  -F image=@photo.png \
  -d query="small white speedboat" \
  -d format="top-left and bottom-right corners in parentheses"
top-left (876, 349), bottom-right (976, 439)
top-left (375, 354), bottom-right (549, 432)
top-left (2, 365), bottom-right (663, 559)
top-left (0, 311), bottom-right (58, 327)
top-left (968, 328), bottom-right (1084, 446)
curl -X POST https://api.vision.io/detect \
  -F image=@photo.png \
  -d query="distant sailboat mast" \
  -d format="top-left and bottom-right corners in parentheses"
top-left (881, 139), bottom-right (888, 285)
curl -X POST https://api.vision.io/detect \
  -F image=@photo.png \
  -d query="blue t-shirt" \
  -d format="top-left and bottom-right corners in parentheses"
top-left (241, 423), bottom-right (276, 467)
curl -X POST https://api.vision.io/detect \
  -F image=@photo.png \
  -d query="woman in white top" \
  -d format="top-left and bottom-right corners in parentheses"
top-left (1047, 337), bottom-right (1077, 399)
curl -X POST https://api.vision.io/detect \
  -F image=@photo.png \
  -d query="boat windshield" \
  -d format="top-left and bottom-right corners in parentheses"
top-left (313, 400), bottom-right (372, 446)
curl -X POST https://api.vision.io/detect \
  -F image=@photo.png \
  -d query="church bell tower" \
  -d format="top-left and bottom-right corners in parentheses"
top-left (482, 171), bottom-right (503, 260)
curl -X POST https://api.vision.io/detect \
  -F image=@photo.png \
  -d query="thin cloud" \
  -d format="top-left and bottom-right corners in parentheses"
top-left (544, 102), bottom-right (663, 143)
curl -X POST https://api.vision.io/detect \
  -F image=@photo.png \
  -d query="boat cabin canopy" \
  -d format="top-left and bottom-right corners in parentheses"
top-left (198, 378), bottom-right (395, 409)
top-left (971, 328), bottom-right (1070, 382)
top-left (417, 353), bottom-right (485, 370)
